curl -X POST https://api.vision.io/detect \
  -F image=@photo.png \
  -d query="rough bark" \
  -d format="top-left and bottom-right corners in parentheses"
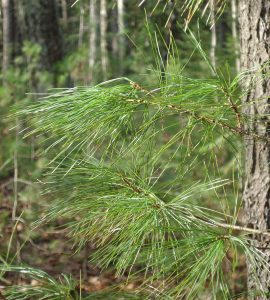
top-left (100, 0), bottom-right (109, 80)
top-left (88, 0), bottom-right (96, 83)
top-left (238, 0), bottom-right (270, 298)
top-left (2, 0), bottom-right (10, 77)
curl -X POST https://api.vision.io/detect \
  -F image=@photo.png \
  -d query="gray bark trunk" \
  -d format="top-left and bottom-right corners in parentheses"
top-left (117, 0), bottom-right (124, 73)
top-left (239, 0), bottom-right (270, 298)
top-left (100, 0), bottom-right (109, 80)
top-left (88, 0), bottom-right (96, 83)
top-left (231, 0), bottom-right (240, 73)
top-left (210, 0), bottom-right (216, 74)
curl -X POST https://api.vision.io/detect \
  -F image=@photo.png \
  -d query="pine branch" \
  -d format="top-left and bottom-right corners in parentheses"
top-left (130, 79), bottom-right (270, 143)
top-left (119, 170), bottom-right (270, 238)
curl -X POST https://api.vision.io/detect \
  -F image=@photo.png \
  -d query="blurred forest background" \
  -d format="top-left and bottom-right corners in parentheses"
top-left (0, 0), bottom-right (243, 297)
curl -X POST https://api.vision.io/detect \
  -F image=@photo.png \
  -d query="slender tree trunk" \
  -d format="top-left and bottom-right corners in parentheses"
top-left (117, 0), bottom-right (124, 73)
top-left (22, 0), bottom-right (63, 71)
top-left (111, 8), bottom-right (118, 61)
top-left (239, 0), bottom-right (270, 298)
top-left (210, 0), bottom-right (216, 74)
top-left (100, 0), bottom-right (109, 80)
top-left (231, 0), bottom-right (240, 73)
top-left (78, 4), bottom-right (85, 48)
top-left (61, 0), bottom-right (68, 29)
top-left (2, 0), bottom-right (10, 78)
top-left (88, 0), bottom-right (96, 83)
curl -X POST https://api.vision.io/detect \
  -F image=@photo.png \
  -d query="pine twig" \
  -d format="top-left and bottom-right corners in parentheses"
top-left (220, 85), bottom-right (242, 130)
top-left (196, 215), bottom-right (270, 238)
top-left (130, 80), bottom-right (270, 142)
top-left (121, 169), bottom-right (270, 238)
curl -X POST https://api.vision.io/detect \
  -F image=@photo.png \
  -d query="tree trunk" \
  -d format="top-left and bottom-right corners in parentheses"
top-left (239, 0), bottom-right (270, 298)
top-left (78, 4), bottom-right (84, 48)
top-left (88, 0), bottom-right (96, 83)
top-left (2, 0), bottom-right (10, 78)
top-left (210, 0), bottom-right (216, 74)
top-left (111, 8), bottom-right (118, 62)
top-left (117, 0), bottom-right (124, 73)
top-left (231, 0), bottom-right (240, 73)
top-left (100, 0), bottom-right (109, 80)
top-left (21, 0), bottom-right (63, 71)
top-left (61, 0), bottom-right (68, 29)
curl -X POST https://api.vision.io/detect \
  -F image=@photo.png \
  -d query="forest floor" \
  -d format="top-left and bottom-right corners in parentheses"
top-left (0, 175), bottom-right (142, 295)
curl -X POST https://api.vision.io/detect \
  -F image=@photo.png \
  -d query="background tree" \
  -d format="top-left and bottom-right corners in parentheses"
top-left (88, 0), bottom-right (97, 83)
top-left (1, 0), bottom-right (10, 77)
top-left (78, 2), bottom-right (85, 48)
top-left (100, 0), bottom-right (109, 80)
top-left (231, 0), bottom-right (240, 73)
top-left (210, 0), bottom-right (217, 73)
top-left (117, 0), bottom-right (125, 74)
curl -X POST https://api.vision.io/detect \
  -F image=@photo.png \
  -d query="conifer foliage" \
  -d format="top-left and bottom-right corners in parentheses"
top-left (2, 1), bottom-right (270, 299)
top-left (13, 34), bottom-right (270, 299)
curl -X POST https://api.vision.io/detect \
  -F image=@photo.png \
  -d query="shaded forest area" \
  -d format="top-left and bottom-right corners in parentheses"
top-left (0, 0), bottom-right (263, 299)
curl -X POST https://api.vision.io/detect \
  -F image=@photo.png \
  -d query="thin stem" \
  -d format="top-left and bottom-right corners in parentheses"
top-left (219, 85), bottom-right (242, 130)
top-left (12, 117), bottom-right (19, 221)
